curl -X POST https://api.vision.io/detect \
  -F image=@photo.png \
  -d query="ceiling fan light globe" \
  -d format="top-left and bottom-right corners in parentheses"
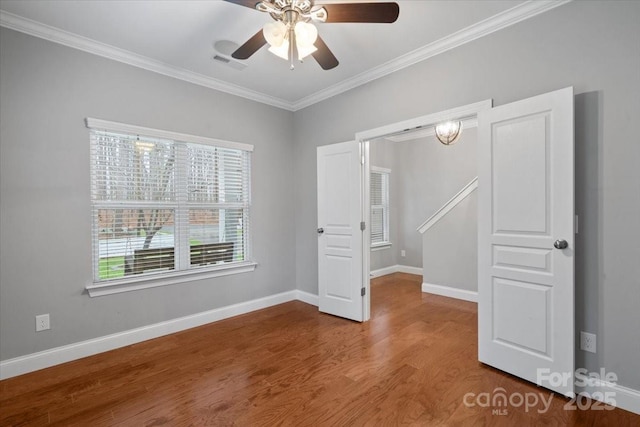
top-left (297, 43), bottom-right (317, 60)
top-left (268, 39), bottom-right (290, 60)
top-left (263, 21), bottom-right (287, 47)
top-left (294, 21), bottom-right (318, 47)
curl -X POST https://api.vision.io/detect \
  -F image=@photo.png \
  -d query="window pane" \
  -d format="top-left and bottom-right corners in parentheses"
top-left (187, 145), bottom-right (249, 204)
top-left (371, 207), bottom-right (384, 244)
top-left (370, 169), bottom-right (390, 245)
top-left (93, 132), bottom-right (176, 202)
top-left (187, 144), bottom-right (218, 203)
top-left (189, 209), bottom-right (246, 266)
top-left (96, 208), bottom-right (175, 280)
top-left (370, 172), bottom-right (383, 205)
top-left (218, 147), bottom-right (249, 203)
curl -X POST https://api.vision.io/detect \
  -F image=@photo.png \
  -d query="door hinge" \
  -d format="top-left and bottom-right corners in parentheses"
top-left (360, 221), bottom-right (366, 231)
top-left (361, 287), bottom-right (366, 297)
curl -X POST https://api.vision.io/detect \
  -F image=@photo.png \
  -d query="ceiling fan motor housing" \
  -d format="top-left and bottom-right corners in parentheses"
top-left (258, 0), bottom-right (323, 23)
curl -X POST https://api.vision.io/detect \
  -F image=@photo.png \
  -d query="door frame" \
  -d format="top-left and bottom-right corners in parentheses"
top-left (354, 99), bottom-right (493, 321)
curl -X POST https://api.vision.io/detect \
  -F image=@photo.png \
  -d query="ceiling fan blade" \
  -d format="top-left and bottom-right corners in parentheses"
top-left (320, 2), bottom-right (399, 23)
top-left (312, 36), bottom-right (339, 70)
top-left (232, 30), bottom-right (267, 60)
top-left (222, 0), bottom-right (261, 10)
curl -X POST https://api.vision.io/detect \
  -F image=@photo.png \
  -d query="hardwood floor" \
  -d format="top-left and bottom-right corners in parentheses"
top-left (1, 273), bottom-right (638, 426)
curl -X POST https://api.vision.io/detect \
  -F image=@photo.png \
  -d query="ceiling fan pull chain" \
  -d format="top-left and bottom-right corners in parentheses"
top-left (289, 26), bottom-right (295, 70)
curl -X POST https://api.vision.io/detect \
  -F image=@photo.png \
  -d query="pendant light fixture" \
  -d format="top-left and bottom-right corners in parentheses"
top-left (435, 121), bottom-right (463, 145)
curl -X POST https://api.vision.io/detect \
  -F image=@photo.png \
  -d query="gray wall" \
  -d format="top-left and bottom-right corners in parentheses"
top-left (422, 191), bottom-right (478, 293)
top-left (395, 130), bottom-right (477, 269)
top-left (369, 129), bottom-right (477, 275)
top-left (293, 1), bottom-right (640, 392)
top-left (0, 28), bottom-right (295, 360)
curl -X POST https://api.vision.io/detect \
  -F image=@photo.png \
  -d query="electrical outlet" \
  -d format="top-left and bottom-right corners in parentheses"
top-left (580, 331), bottom-right (596, 353)
top-left (401, 250), bottom-right (406, 257)
top-left (36, 314), bottom-right (50, 332)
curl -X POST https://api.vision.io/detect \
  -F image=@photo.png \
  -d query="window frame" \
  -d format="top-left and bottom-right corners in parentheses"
top-left (370, 166), bottom-right (391, 250)
top-left (85, 118), bottom-right (256, 297)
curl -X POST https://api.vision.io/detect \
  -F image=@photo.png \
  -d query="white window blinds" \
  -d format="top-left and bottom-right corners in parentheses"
top-left (370, 167), bottom-right (390, 246)
top-left (89, 120), bottom-right (252, 284)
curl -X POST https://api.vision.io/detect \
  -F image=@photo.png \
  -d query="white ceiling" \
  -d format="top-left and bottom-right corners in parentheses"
top-left (0, 0), bottom-right (567, 110)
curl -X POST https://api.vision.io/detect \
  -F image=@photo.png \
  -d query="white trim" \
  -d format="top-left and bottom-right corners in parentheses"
top-left (357, 100), bottom-right (492, 142)
top-left (1, 1), bottom-right (569, 111)
top-left (371, 243), bottom-right (392, 252)
top-left (370, 265), bottom-right (399, 278)
top-left (293, 1), bottom-right (571, 110)
top-left (577, 379), bottom-right (640, 416)
top-left (85, 117), bottom-right (254, 152)
top-left (417, 177), bottom-right (478, 234)
top-left (422, 282), bottom-right (478, 303)
top-left (295, 290), bottom-right (319, 307)
top-left (0, 289), bottom-right (322, 380)
top-left (386, 117), bottom-right (478, 143)
top-left (86, 263), bottom-right (258, 297)
top-left (397, 265), bottom-right (423, 275)
top-left (370, 264), bottom-right (423, 278)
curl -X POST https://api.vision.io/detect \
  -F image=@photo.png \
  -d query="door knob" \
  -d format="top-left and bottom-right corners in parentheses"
top-left (317, 227), bottom-right (324, 235)
top-left (553, 239), bottom-right (568, 249)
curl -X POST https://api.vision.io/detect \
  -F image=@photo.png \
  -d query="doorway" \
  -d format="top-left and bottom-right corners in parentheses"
top-left (357, 100), bottom-right (493, 320)
top-left (318, 88), bottom-right (576, 398)
top-left (367, 118), bottom-right (479, 295)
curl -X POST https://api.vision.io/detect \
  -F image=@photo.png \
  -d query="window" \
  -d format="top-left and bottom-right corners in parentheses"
top-left (370, 166), bottom-right (391, 248)
top-left (87, 118), bottom-right (254, 295)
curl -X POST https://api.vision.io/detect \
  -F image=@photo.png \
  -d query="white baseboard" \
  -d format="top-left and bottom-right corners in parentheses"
top-left (0, 290), bottom-right (310, 380)
top-left (295, 290), bottom-right (319, 306)
top-left (578, 379), bottom-right (640, 415)
top-left (397, 265), bottom-right (423, 275)
top-left (370, 265), bottom-right (399, 278)
top-left (421, 282), bottom-right (478, 303)
top-left (370, 264), bottom-right (423, 278)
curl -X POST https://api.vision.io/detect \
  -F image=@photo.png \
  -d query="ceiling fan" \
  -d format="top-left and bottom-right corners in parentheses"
top-left (223, 0), bottom-right (400, 70)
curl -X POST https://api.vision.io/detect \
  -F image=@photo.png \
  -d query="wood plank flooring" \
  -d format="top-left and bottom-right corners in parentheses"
top-left (1, 273), bottom-right (638, 426)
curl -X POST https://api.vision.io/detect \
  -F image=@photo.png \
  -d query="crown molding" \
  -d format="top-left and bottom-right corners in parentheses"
top-left (292, 0), bottom-right (572, 111)
top-left (1, 0), bottom-right (571, 112)
top-left (0, 10), bottom-right (294, 111)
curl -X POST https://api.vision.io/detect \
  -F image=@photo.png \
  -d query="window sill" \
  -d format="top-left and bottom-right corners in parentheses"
top-left (371, 243), bottom-right (392, 252)
top-left (86, 262), bottom-right (257, 297)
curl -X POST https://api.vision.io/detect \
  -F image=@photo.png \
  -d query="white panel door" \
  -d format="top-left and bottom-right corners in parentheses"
top-left (478, 87), bottom-right (574, 396)
top-left (317, 141), bottom-right (364, 322)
